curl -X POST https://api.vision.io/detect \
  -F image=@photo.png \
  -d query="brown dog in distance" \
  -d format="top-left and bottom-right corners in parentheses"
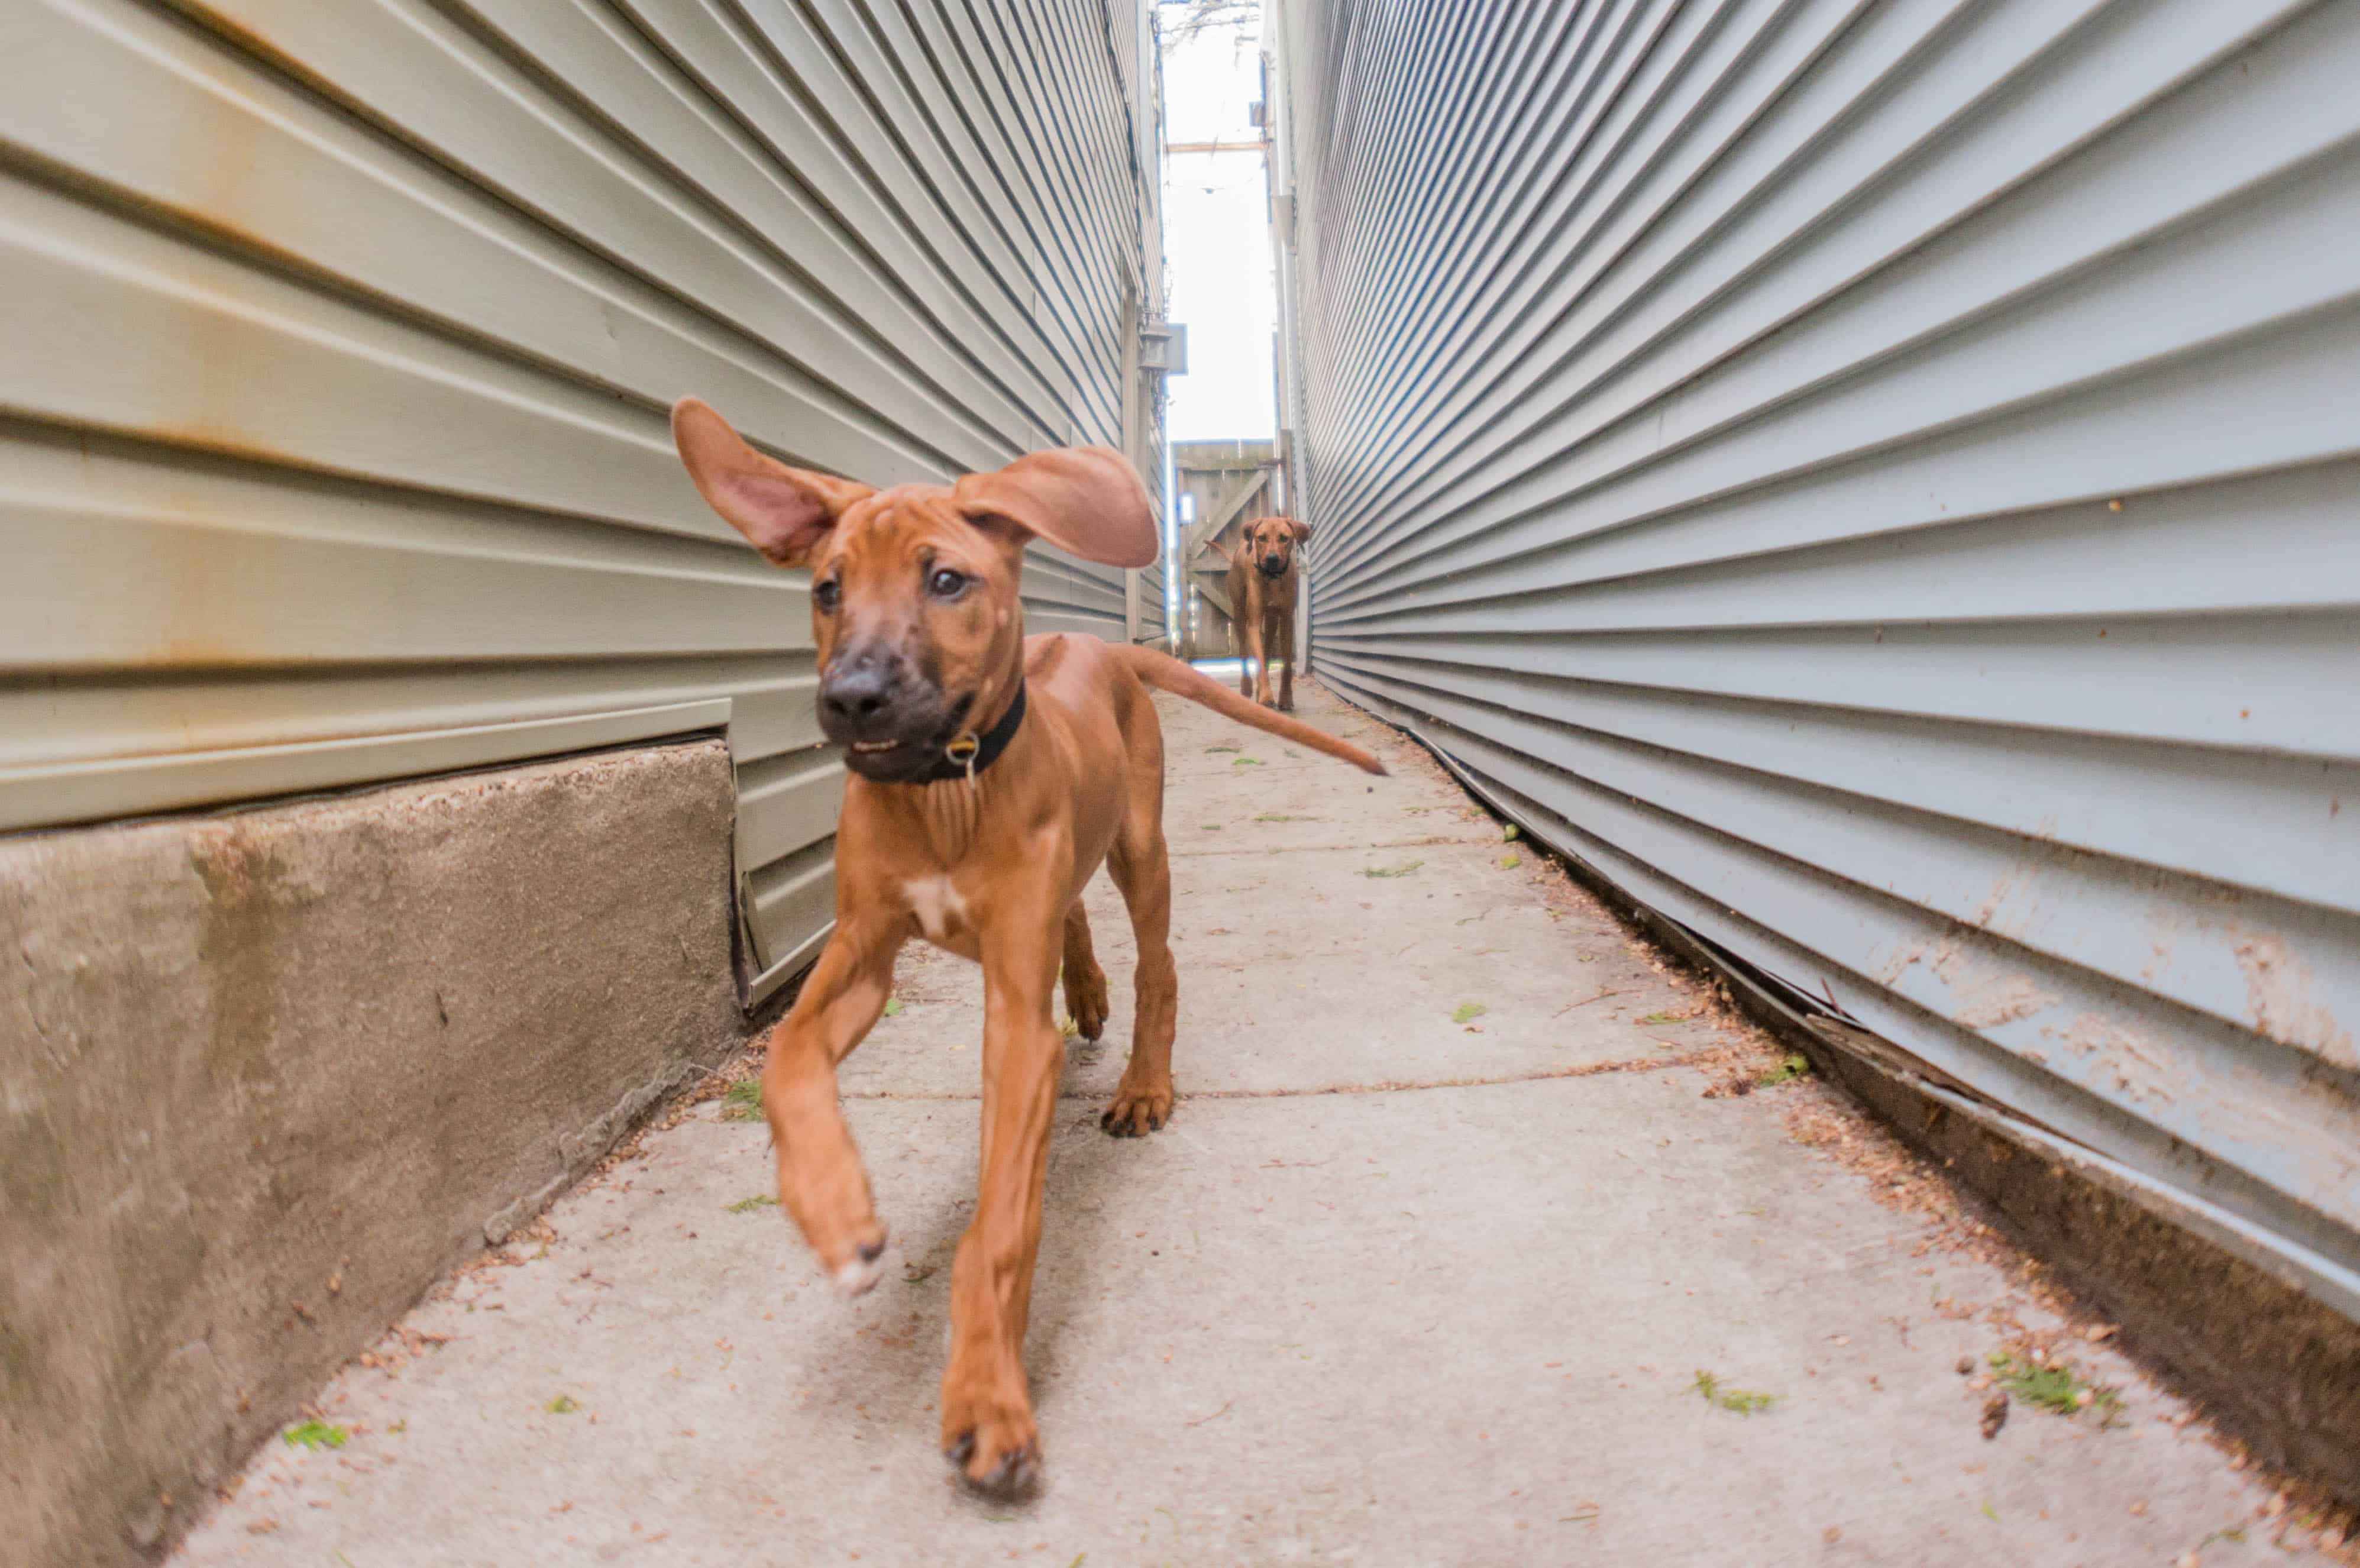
top-left (671, 399), bottom-right (1383, 1498)
top-left (1227, 515), bottom-right (1310, 710)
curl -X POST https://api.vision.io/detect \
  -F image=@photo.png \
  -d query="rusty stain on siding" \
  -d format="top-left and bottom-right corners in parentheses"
top-left (4, 0), bottom-right (1159, 1002)
top-left (2234, 933), bottom-right (2356, 1072)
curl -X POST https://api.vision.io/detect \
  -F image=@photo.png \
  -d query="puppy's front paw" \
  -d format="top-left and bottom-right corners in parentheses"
top-left (829, 1232), bottom-right (889, 1298)
top-left (942, 1392), bottom-right (1040, 1499)
top-left (1099, 1079), bottom-right (1172, 1137)
top-left (775, 1152), bottom-right (888, 1299)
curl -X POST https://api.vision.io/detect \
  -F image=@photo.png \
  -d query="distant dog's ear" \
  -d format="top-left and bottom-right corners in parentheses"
top-left (1288, 517), bottom-right (1313, 543)
top-left (954, 447), bottom-right (1157, 568)
top-left (671, 397), bottom-right (874, 567)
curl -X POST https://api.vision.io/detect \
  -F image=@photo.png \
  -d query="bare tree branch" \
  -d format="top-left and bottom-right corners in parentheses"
top-left (1159, 0), bottom-right (1260, 50)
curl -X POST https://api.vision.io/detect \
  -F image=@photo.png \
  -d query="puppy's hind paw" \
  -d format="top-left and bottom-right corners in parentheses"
top-left (1066, 987), bottom-right (1110, 1045)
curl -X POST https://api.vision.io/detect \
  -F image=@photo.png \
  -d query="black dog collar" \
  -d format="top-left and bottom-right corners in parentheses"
top-left (914, 680), bottom-right (1027, 784)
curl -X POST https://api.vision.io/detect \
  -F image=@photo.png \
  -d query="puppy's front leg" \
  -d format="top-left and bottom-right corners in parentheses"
top-left (942, 897), bottom-right (1065, 1496)
top-left (762, 917), bottom-right (903, 1295)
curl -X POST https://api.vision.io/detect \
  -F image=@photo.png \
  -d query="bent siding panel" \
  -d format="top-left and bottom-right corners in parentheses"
top-left (0, 0), bottom-right (1159, 994)
top-left (1272, 0), bottom-right (2360, 1315)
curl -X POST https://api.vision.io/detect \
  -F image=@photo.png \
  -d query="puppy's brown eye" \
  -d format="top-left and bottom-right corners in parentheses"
top-left (927, 567), bottom-right (969, 600)
top-left (812, 578), bottom-right (840, 613)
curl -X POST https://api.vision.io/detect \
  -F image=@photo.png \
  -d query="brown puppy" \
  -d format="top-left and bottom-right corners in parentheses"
top-left (671, 399), bottom-right (1383, 1498)
top-left (1227, 515), bottom-right (1310, 710)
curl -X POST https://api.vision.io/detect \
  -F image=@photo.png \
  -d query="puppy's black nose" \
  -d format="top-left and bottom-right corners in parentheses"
top-left (821, 657), bottom-right (898, 728)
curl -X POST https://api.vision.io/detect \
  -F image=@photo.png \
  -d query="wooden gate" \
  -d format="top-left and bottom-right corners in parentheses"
top-left (1173, 439), bottom-right (1278, 659)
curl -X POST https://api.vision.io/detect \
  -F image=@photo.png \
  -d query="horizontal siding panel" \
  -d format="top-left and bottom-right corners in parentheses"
top-left (1388, 699), bottom-right (2360, 1325)
top-left (0, 0), bottom-right (949, 481)
top-left (1308, 639), bottom-right (2360, 920)
top-left (0, 174), bottom-right (713, 531)
top-left (189, 0), bottom-right (1010, 468)
top-left (1320, 651), bottom-right (2360, 1077)
top-left (790, 0), bottom-right (1095, 378)
top-left (1316, 308), bottom-right (2360, 652)
top-left (1320, 0), bottom-right (2332, 554)
top-left (1, 657), bottom-right (820, 829)
top-left (735, 749), bottom-right (847, 873)
top-left (1324, 177), bottom-right (2360, 608)
top-left (616, 0), bottom-right (1071, 419)
top-left (1, 0), bottom-right (1158, 991)
top-left (1319, 607), bottom-right (2358, 767)
top-left (1, 502), bottom-right (799, 670)
top-left (1320, 454), bottom-right (2360, 638)
top-left (1278, 0), bottom-right (2360, 1312)
top-left (455, 0), bottom-right (1046, 447)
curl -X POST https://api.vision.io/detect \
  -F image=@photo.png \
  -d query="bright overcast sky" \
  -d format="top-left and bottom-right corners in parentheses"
top-left (1160, 4), bottom-right (1278, 445)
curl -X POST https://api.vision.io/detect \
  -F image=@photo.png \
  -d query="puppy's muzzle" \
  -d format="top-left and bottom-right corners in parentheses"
top-left (820, 646), bottom-right (951, 777)
top-left (822, 655), bottom-right (909, 737)
top-left (1257, 554), bottom-right (1288, 578)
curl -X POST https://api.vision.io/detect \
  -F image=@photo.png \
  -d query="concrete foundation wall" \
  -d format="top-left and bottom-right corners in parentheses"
top-left (1, 739), bottom-right (745, 1566)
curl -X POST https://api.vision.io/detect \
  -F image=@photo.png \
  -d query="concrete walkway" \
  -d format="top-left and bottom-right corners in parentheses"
top-left (179, 684), bottom-right (2329, 1567)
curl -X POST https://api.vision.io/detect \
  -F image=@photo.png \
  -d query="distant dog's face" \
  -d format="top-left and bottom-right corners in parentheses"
top-left (1243, 516), bottom-right (1310, 579)
top-left (670, 399), bottom-right (1155, 781)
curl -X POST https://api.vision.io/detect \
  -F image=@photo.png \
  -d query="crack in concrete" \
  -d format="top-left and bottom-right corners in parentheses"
top-left (1169, 832), bottom-right (1492, 859)
top-left (839, 1048), bottom-right (1721, 1103)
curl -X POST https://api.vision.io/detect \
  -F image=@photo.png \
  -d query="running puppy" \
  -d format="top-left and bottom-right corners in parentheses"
top-left (1227, 515), bottom-right (1310, 710)
top-left (670, 400), bottom-right (1384, 1498)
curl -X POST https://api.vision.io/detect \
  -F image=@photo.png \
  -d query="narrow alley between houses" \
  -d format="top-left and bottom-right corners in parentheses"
top-left (177, 688), bottom-right (2313, 1568)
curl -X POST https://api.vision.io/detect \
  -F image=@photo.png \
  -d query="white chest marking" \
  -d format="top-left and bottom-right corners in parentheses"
top-left (903, 875), bottom-right (968, 941)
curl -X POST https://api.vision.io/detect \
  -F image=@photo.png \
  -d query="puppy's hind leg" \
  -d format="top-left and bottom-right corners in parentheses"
top-left (1060, 900), bottom-right (1111, 1042)
top-left (1101, 807), bottom-right (1178, 1137)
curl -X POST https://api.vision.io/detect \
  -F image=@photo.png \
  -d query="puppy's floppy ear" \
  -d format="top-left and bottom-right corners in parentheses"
top-left (1287, 516), bottom-right (1313, 543)
top-left (953, 446), bottom-right (1157, 568)
top-left (671, 397), bottom-right (874, 567)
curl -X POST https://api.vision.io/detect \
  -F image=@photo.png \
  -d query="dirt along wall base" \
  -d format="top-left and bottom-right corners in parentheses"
top-left (1554, 836), bottom-right (2360, 1515)
top-left (2, 738), bottom-right (747, 1566)
top-left (1357, 696), bottom-right (2360, 1518)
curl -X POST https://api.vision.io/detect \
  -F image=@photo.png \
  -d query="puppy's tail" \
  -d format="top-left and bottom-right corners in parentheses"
top-left (1111, 645), bottom-right (1386, 776)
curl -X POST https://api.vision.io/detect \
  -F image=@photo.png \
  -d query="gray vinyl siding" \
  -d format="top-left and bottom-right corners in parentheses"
top-left (1269, 0), bottom-right (2360, 1316)
top-left (0, 0), bottom-right (1159, 996)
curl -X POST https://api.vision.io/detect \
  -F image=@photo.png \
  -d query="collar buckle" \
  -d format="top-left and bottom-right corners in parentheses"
top-left (913, 680), bottom-right (1024, 785)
